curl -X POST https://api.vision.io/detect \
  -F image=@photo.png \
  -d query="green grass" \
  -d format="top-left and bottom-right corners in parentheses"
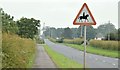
top-left (44, 45), bottom-right (83, 68)
top-left (65, 43), bottom-right (119, 58)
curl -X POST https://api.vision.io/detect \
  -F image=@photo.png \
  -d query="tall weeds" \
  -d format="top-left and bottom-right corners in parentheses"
top-left (2, 33), bottom-right (36, 68)
top-left (89, 40), bottom-right (119, 51)
top-left (63, 38), bottom-right (84, 45)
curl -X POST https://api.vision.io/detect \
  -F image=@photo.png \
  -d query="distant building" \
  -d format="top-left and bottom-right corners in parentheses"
top-left (94, 33), bottom-right (105, 40)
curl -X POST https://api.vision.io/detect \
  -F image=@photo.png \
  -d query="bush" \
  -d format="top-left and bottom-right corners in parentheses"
top-left (35, 36), bottom-right (44, 44)
top-left (37, 39), bottom-right (44, 44)
top-left (89, 40), bottom-right (119, 51)
top-left (2, 33), bottom-right (36, 68)
top-left (0, 30), bottom-right (1, 69)
top-left (63, 38), bottom-right (84, 45)
top-left (48, 37), bottom-right (57, 43)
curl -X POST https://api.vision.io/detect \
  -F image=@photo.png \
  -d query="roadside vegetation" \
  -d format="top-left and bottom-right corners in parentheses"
top-left (0, 8), bottom-right (2, 69)
top-left (63, 38), bottom-right (84, 45)
top-left (48, 37), bottom-right (119, 58)
top-left (44, 45), bottom-right (83, 68)
top-left (47, 37), bottom-right (57, 43)
top-left (89, 40), bottom-right (119, 51)
top-left (65, 43), bottom-right (119, 58)
top-left (35, 36), bottom-right (44, 44)
top-left (0, 31), bottom-right (1, 69)
top-left (64, 39), bottom-right (119, 58)
top-left (44, 20), bottom-right (119, 58)
top-left (1, 8), bottom-right (40, 68)
top-left (2, 33), bottom-right (36, 68)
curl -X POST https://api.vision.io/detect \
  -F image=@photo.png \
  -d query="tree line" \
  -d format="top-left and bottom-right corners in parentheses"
top-left (1, 8), bottom-right (40, 39)
top-left (1, 8), bottom-right (119, 41)
top-left (44, 23), bottom-right (120, 41)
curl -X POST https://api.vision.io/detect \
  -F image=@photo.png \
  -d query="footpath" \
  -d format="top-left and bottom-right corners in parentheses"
top-left (33, 44), bottom-right (56, 68)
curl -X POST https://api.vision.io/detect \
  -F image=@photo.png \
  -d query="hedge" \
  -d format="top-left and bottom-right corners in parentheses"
top-left (89, 40), bottom-right (119, 51)
top-left (2, 33), bottom-right (36, 68)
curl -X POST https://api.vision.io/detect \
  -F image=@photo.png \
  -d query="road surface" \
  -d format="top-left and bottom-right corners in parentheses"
top-left (44, 39), bottom-right (118, 68)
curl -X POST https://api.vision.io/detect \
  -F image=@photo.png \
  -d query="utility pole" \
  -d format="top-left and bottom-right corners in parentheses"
top-left (108, 21), bottom-right (110, 40)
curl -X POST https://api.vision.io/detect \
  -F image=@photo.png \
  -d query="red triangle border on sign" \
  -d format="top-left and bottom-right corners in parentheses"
top-left (73, 3), bottom-right (96, 26)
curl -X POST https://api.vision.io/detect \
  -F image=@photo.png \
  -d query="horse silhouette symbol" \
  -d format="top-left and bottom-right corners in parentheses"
top-left (78, 12), bottom-right (89, 22)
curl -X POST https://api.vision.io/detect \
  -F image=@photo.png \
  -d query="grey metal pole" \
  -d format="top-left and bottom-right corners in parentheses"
top-left (81, 25), bottom-right (83, 37)
top-left (84, 25), bottom-right (86, 69)
top-left (108, 21), bottom-right (110, 40)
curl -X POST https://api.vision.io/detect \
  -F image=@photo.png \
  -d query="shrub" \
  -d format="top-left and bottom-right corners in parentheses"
top-left (89, 40), bottom-right (119, 51)
top-left (35, 36), bottom-right (44, 44)
top-left (48, 37), bottom-right (57, 43)
top-left (0, 30), bottom-right (1, 69)
top-left (2, 33), bottom-right (36, 68)
top-left (63, 38), bottom-right (84, 45)
top-left (37, 39), bottom-right (44, 44)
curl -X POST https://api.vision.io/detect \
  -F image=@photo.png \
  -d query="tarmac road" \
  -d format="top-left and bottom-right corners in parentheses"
top-left (44, 39), bottom-right (118, 68)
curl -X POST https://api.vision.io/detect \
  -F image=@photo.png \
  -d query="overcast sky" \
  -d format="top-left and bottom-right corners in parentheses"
top-left (0, 0), bottom-right (119, 29)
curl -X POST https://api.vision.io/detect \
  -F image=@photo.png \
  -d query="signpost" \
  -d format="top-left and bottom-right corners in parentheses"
top-left (80, 25), bottom-right (83, 37)
top-left (73, 3), bottom-right (96, 69)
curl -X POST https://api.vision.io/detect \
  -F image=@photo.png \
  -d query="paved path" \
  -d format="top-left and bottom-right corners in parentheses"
top-left (44, 39), bottom-right (119, 68)
top-left (33, 44), bottom-right (56, 68)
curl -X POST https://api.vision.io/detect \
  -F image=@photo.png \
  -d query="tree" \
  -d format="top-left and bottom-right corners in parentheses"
top-left (118, 28), bottom-right (120, 41)
top-left (86, 26), bottom-right (96, 40)
top-left (17, 17), bottom-right (40, 39)
top-left (104, 32), bottom-right (118, 41)
top-left (76, 26), bottom-right (96, 39)
top-left (43, 26), bottom-right (52, 38)
top-left (56, 28), bottom-right (64, 38)
top-left (71, 28), bottom-right (78, 38)
top-left (50, 27), bottom-right (57, 38)
top-left (97, 23), bottom-right (116, 37)
top-left (1, 8), bottom-right (18, 34)
top-left (103, 28), bottom-right (119, 41)
top-left (63, 27), bottom-right (72, 39)
top-left (76, 26), bottom-right (84, 38)
top-left (43, 27), bottom-right (64, 38)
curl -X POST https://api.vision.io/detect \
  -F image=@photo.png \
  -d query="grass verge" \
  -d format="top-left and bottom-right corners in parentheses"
top-left (44, 45), bottom-right (83, 68)
top-left (65, 43), bottom-right (119, 58)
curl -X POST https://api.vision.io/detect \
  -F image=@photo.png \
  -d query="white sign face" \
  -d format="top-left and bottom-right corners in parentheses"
top-left (75, 7), bottom-right (93, 23)
top-left (73, 3), bottom-right (96, 25)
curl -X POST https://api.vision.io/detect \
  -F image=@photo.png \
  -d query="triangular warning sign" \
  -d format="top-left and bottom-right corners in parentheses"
top-left (73, 3), bottom-right (96, 26)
